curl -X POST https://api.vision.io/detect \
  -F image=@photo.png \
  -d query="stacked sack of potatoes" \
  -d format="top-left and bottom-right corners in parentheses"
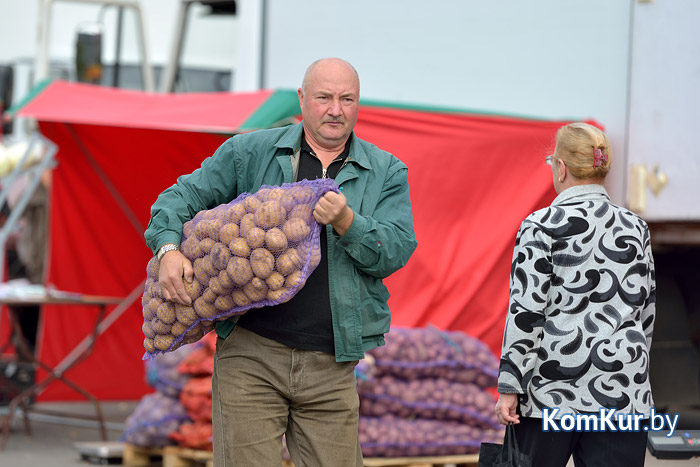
top-left (141, 179), bottom-right (338, 358)
top-left (169, 333), bottom-right (217, 451)
top-left (121, 344), bottom-right (197, 448)
top-left (358, 326), bottom-right (505, 457)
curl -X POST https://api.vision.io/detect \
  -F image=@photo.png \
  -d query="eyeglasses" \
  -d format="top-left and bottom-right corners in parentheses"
top-left (545, 155), bottom-right (555, 166)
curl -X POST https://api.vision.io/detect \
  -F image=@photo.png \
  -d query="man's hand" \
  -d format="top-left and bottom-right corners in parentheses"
top-left (495, 393), bottom-right (520, 425)
top-left (313, 191), bottom-right (354, 236)
top-left (158, 250), bottom-right (194, 305)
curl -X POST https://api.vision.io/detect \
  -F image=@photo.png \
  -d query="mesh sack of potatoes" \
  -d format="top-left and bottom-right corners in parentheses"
top-left (142, 178), bottom-right (339, 358)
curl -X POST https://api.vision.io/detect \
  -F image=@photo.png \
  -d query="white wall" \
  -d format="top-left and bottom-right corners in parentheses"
top-left (263, 0), bottom-right (632, 204)
top-left (1, 0), bottom-right (698, 220)
top-left (627, 0), bottom-right (700, 221)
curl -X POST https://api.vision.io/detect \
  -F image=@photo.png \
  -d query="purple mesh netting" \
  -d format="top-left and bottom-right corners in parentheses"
top-left (120, 392), bottom-right (190, 448)
top-left (142, 178), bottom-right (339, 358)
top-left (366, 326), bottom-right (499, 387)
top-left (358, 374), bottom-right (501, 429)
top-left (358, 415), bottom-right (504, 457)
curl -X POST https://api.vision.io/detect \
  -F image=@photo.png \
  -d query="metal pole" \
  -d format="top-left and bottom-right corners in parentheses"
top-left (112, 6), bottom-right (123, 87)
top-left (160, 1), bottom-right (192, 93)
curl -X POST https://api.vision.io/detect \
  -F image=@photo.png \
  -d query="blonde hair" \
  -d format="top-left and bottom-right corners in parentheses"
top-left (554, 122), bottom-right (611, 180)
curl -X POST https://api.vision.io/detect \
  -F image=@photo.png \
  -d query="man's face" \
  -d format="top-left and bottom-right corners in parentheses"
top-left (298, 60), bottom-right (359, 151)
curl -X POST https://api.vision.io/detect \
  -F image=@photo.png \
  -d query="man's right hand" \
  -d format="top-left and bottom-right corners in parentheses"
top-left (158, 250), bottom-right (194, 305)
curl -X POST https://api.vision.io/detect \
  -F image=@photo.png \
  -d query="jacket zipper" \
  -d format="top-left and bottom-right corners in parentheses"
top-left (321, 155), bottom-right (350, 179)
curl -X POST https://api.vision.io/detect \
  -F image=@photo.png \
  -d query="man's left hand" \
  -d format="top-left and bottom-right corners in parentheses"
top-left (313, 191), bottom-right (354, 235)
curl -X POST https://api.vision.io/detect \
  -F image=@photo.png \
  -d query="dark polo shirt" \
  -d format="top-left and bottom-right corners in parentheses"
top-left (236, 133), bottom-right (351, 354)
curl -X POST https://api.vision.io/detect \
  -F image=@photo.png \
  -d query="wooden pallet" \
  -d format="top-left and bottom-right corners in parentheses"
top-left (162, 446), bottom-right (213, 467)
top-left (363, 454), bottom-right (479, 467)
top-left (126, 444), bottom-right (478, 467)
top-left (122, 443), bottom-right (165, 466)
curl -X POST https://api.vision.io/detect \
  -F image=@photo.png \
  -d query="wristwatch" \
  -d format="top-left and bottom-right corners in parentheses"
top-left (157, 243), bottom-right (179, 260)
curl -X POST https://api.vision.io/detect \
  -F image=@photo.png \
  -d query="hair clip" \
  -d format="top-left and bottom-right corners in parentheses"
top-left (593, 148), bottom-right (608, 168)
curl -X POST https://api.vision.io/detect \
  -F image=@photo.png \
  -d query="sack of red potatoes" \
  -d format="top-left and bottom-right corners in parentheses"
top-left (142, 178), bottom-right (338, 358)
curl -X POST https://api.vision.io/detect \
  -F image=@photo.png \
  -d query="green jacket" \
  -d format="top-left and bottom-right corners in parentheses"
top-left (145, 122), bottom-right (417, 361)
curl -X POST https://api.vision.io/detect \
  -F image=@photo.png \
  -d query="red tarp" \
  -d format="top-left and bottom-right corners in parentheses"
top-left (14, 81), bottom-right (590, 401)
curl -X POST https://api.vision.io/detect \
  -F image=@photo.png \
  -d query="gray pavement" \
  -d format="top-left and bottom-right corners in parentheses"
top-left (0, 401), bottom-right (699, 466)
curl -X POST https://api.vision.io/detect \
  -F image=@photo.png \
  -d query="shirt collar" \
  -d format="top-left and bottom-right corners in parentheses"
top-left (551, 183), bottom-right (610, 206)
top-left (301, 131), bottom-right (351, 162)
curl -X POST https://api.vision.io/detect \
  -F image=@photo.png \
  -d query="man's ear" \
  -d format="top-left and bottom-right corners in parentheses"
top-left (297, 88), bottom-right (304, 109)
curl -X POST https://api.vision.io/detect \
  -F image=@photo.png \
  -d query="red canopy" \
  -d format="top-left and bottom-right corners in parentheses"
top-left (12, 81), bottom-right (592, 401)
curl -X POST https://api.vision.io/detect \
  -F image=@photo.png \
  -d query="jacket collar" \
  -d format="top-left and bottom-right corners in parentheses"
top-left (551, 183), bottom-right (610, 206)
top-left (274, 122), bottom-right (372, 170)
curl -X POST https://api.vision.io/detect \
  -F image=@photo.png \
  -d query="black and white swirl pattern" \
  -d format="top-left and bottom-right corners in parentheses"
top-left (498, 184), bottom-right (656, 418)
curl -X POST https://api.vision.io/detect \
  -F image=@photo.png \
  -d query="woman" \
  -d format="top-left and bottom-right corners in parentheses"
top-left (495, 122), bottom-right (656, 466)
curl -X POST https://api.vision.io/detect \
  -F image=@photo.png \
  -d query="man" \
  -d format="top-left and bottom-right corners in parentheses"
top-left (145, 57), bottom-right (417, 466)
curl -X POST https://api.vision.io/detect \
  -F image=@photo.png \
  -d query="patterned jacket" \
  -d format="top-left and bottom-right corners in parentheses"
top-left (498, 184), bottom-right (656, 418)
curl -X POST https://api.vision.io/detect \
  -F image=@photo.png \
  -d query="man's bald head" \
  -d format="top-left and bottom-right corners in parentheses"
top-left (301, 58), bottom-right (360, 95)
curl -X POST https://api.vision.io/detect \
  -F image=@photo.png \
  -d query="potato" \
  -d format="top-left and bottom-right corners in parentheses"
top-left (279, 191), bottom-right (297, 211)
top-left (143, 338), bottom-right (156, 354)
top-left (151, 318), bottom-right (171, 335)
top-left (182, 325), bottom-right (205, 344)
top-left (225, 202), bottom-right (247, 224)
top-left (181, 236), bottom-right (204, 259)
top-left (193, 258), bottom-right (212, 284)
top-left (192, 210), bottom-right (206, 224)
top-left (215, 294), bottom-right (236, 312)
top-left (147, 257), bottom-right (160, 278)
top-left (254, 200), bottom-right (287, 228)
top-left (201, 209), bottom-right (218, 220)
top-left (143, 298), bottom-right (159, 320)
top-left (264, 228), bottom-right (288, 253)
top-left (201, 255), bottom-right (218, 276)
top-left (210, 242), bottom-right (231, 270)
top-left (184, 278), bottom-right (202, 300)
top-left (243, 277), bottom-right (268, 301)
top-left (244, 195), bottom-right (262, 213)
top-left (195, 220), bottom-right (214, 240)
top-left (288, 204), bottom-right (314, 224)
top-left (226, 256), bottom-right (254, 286)
top-left (200, 238), bottom-right (215, 254)
top-left (250, 248), bottom-right (275, 279)
top-left (182, 221), bottom-right (195, 239)
top-left (148, 282), bottom-right (162, 299)
top-left (170, 321), bottom-right (188, 337)
top-left (154, 334), bottom-right (175, 351)
top-left (142, 321), bottom-right (156, 339)
top-left (245, 227), bottom-right (266, 249)
top-left (289, 185), bottom-right (315, 204)
top-left (285, 270), bottom-right (305, 289)
top-left (156, 301), bottom-right (177, 324)
top-left (264, 187), bottom-right (286, 202)
top-left (282, 218), bottom-right (311, 242)
top-left (218, 269), bottom-right (234, 289)
top-left (219, 223), bottom-right (240, 245)
top-left (201, 287), bottom-right (217, 303)
top-left (267, 287), bottom-right (291, 303)
top-left (232, 290), bottom-right (251, 307)
top-left (209, 276), bottom-right (231, 295)
top-left (298, 242), bottom-right (321, 269)
top-left (175, 303), bottom-right (198, 326)
top-left (227, 239), bottom-right (248, 258)
top-left (254, 187), bottom-right (272, 201)
top-left (194, 297), bottom-right (218, 319)
top-left (276, 248), bottom-right (303, 276)
top-left (265, 272), bottom-right (285, 290)
top-left (239, 213), bottom-right (256, 238)
top-left (208, 218), bottom-right (225, 241)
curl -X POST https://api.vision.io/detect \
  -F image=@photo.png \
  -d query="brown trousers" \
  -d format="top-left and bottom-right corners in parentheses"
top-left (212, 325), bottom-right (363, 467)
